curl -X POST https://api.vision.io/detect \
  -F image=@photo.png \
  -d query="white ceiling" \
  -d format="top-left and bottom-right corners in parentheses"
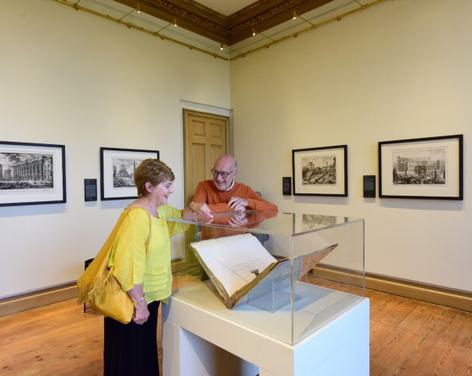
top-left (196, 0), bottom-right (256, 16)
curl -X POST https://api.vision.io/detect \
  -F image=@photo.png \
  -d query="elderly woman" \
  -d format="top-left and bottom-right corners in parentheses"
top-left (103, 158), bottom-right (208, 376)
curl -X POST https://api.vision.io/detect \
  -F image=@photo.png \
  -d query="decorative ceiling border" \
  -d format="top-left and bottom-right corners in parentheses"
top-left (114, 0), bottom-right (335, 45)
top-left (53, 0), bottom-right (384, 60)
top-left (55, 0), bottom-right (229, 60)
top-left (227, 0), bottom-right (334, 45)
top-left (115, 0), bottom-right (229, 44)
top-left (230, 0), bottom-right (381, 60)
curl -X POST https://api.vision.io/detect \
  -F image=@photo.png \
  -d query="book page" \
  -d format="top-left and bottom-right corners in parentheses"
top-left (191, 233), bottom-right (277, 298)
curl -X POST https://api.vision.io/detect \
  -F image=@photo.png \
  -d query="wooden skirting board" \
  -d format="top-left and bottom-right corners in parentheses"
top-left (1, 268), bottom-right (471, 317)
top-left (0, 283), bottom-right (78, 318)
top-left (312, 264), bottom-right (472, 313)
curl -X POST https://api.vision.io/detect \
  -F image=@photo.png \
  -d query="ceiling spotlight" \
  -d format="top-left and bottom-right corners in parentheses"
top-left (136, 3), bottom-right (141, 14)
top-left (174, 19), bottom-right (178, 27)
top-left (292, 11), bottom-right (297, 20)
top-left (219, 44), bottom-right (224, 51)
top-left (252, 28), bottom-right (256, 36)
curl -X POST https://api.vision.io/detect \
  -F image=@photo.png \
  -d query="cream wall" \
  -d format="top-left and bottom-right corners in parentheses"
top-left (2, 0), bottom-right (470, 299)
top-left (0, 0), bottom-right (230, 297)
top-left (230, 0), bottom-right (471, 291)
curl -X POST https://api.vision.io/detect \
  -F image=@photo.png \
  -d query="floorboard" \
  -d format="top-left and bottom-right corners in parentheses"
top-left (1, 277), bottom-right (471, 376)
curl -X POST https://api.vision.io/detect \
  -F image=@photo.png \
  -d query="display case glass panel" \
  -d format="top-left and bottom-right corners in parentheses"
top-left (168, 210), bottom-right (365, 345)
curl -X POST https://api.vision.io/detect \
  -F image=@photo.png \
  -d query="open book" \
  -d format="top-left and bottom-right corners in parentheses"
top-left (191, 233), bottom-right (337, 309)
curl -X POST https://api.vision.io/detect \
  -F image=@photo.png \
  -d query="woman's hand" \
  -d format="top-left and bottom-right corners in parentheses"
top-left (186, 202), bottom-right (214, 219)
top-left (128, 285), bottom-right (149, 325)
top-left (132, 299), bottom-right (150, 325)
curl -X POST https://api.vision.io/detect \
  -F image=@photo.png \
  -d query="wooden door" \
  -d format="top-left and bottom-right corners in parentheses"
top-left (183, 109), bottom-right (229, 205)
top-left (173, 109), bottom-right (229, 273)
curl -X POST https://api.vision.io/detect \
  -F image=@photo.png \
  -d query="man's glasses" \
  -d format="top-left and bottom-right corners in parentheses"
top-left (211, 168), bottom-right (234, 179)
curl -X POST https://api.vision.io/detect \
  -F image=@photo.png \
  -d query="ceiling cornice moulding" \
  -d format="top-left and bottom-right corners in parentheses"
top-left (227, 0), bottom-right (333, 44)
top-left (114, 0), bottom-right (229, 44)
top-left (114, 0), bottom-right (334, 45)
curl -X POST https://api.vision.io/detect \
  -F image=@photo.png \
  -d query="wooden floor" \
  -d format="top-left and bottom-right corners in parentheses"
top-left (1, 278), bottom-right (471, 376)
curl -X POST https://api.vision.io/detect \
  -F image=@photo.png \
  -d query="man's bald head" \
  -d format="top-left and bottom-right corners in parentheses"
top-left (214, 155), bottom-right (237, 171)
top-left (212, 155), bottom-right (237, 191)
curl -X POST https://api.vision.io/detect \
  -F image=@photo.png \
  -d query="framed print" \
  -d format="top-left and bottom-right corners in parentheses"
top-left (100, 147), bottom-right (159, 200)
top-left (292, 145), bottom-right (348, 196)
top-left (378, 135), bottom-right (463, 200)
top-left (0, 141), bottom-right (66, 207)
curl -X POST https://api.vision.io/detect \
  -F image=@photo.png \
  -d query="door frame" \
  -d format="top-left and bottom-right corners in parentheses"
top-left (182, 108), bottom-right (232, 205)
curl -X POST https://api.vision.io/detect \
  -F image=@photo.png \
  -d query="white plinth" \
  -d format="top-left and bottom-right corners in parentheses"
top-left (163, 282), bottom-right (369, 376)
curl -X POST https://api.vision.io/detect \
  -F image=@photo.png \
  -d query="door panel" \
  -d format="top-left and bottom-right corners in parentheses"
top-left (191, 143), bottom-right (206, 193)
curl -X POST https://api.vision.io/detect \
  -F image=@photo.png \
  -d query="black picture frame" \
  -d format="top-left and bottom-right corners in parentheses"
top-left (100, 147), bottom-right (159, 201)
top-left (0, 141), bottom-right (66, 207)
top-left (378, 135), bottom-right (463, 200)
top-left (292, 145), bottom-right (348, 196)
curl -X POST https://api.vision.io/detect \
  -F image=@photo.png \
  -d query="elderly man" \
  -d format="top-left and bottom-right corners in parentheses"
top-left (190, 155), bottom-right (277, 215)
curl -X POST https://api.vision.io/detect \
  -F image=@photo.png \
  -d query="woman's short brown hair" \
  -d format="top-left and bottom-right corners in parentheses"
top-left (134, 159), bottom-right (175, 196)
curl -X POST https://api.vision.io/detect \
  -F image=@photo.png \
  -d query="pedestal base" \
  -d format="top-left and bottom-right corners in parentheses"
top-left (163, 283), bottom-right (369, 376)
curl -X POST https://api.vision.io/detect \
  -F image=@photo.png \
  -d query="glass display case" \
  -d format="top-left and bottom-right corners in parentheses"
top-left (168, 210), bottom-right (365, 346)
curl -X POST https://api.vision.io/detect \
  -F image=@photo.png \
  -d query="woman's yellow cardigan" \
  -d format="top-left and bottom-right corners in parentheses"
top-left (108, 206), bottom-right (187, 303)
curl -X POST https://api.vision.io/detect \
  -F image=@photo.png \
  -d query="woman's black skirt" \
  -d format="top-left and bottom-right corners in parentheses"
top-left (104, 301), bottom-right (160, 376)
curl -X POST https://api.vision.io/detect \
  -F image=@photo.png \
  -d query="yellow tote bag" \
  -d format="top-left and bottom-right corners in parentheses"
top-left (77, 209), bottom-right (151, 324)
